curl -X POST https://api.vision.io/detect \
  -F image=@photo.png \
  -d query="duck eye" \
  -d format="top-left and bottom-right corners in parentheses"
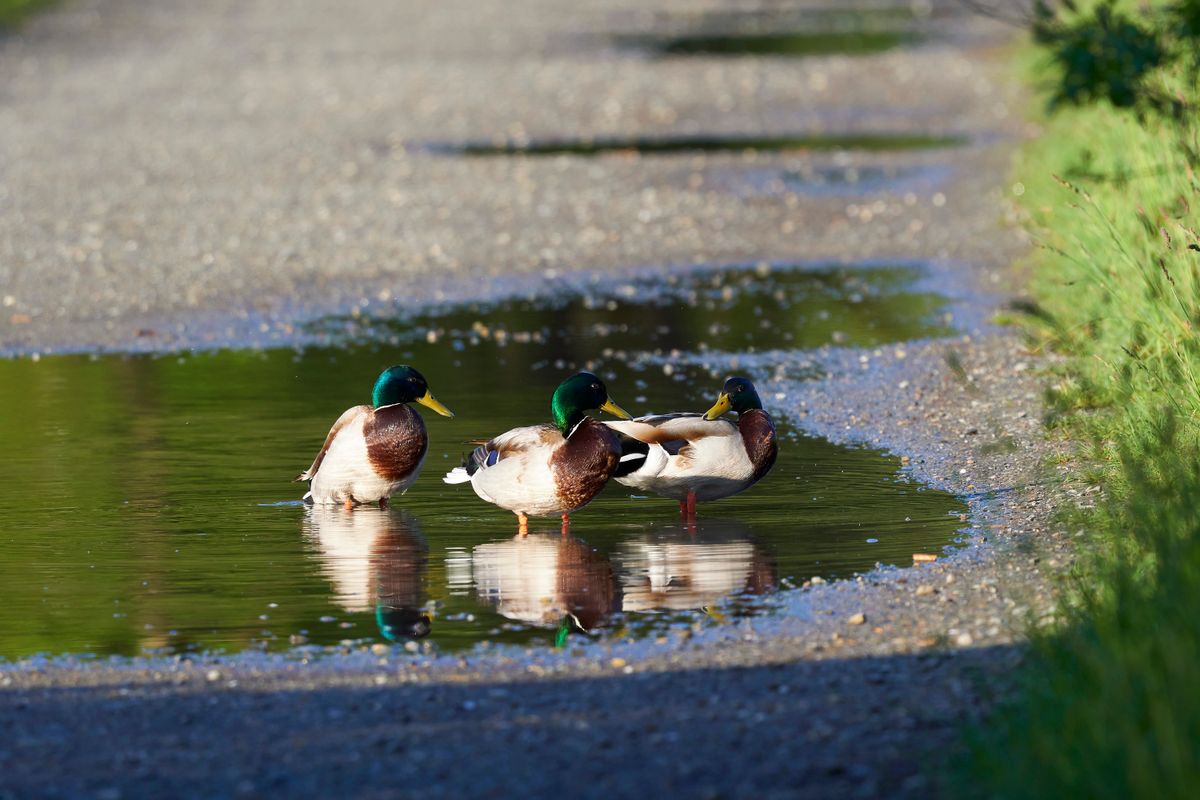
top-left (736, 385), bottom-right (744, 393)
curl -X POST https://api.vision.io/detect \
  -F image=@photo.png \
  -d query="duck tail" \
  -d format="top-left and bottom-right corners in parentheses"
top-left (443, 466), bottom-right (472, 485)
top-left (444, 443), bottom-right (497, 484)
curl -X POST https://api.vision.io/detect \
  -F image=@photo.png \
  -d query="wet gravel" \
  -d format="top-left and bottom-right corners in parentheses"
top-left (0, 1), bottom-right (1074, 798)
top-left (0, 0), bottom-right (1022, 356)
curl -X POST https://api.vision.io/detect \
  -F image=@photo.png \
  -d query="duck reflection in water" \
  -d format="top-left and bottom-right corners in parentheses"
top-left (615, 519), bottom-right (777, 614)
top-left (469, 531), bottom-right (620, 640)
top-left (302, 507), bottom-right (431, 641)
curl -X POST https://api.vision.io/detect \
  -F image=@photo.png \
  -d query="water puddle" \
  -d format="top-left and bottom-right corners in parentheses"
top-left (625, 30), bottom-right (918, 58)
top-left (764, 163), bottom-right (952, 195)
top-left (431, 133), bottom-right (966, 158)
top-left (311, 261), bottom-right (958, 354)
top-left (0, 262), bottom-right (966, 660)
top-left (613, 5), bottom-right (928, 58)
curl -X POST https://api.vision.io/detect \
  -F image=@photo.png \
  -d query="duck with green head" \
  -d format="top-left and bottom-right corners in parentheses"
top-left (443, 371), bottom-right (631, 532)
top-left (605, 375), bottom-right (777, 517)
top-left (297, 365), bottom-right (454, 508)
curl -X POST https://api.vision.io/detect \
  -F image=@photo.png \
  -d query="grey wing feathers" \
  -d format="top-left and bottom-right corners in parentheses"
top-left (459, 424), bottom-right (559, 476)
top-left (296, 406), bottom-right (367, 482)
top-left (634, 412), bottom-right (704, 426)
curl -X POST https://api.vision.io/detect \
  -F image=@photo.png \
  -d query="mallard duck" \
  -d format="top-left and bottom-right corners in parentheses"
top-left (297, 365), bottom-right (454, 509)
top-left (605, 376), bottom-right (777, 516)
top-left (443, 371), bottom-right (631, 532)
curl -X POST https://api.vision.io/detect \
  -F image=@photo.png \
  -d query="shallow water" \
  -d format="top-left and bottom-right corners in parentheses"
top-left (630, 30), bottom-right (919, 58)
top-left (615, 4), bottom-right (927, 58)
top-left (311, 261), bottom-right (957, 354)
top-left (433, 133), bottom-right (966, 158)
top-left (775, 163), bottom-right (952, 195)
top-left (0, 263), bottom-right (966, 659)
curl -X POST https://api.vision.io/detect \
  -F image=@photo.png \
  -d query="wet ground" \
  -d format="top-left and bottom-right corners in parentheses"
top-left (0, 1), bottom-right (1068, 798)
top-left (0, 0), bottom-right (1019, 356)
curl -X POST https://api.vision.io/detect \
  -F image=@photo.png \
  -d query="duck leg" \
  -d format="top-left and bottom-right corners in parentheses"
top-left (378, 496), bottom-right (389, 510)
top-left (685, 491), bottom-right (698, 518)
top-left (343, 497), bottom-right (355, 511)
top-left (560, 513), bottom-right (571, 536)
top-left (517, 512), bottom-right (529, 536)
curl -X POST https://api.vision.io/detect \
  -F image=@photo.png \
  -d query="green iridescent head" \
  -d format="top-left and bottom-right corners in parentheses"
top-left (703, 376), bottom-right (763, 420)
top-left (550, 371), bottom-right (631, 434)
top-left (371, 365), bottom-right (454, 417)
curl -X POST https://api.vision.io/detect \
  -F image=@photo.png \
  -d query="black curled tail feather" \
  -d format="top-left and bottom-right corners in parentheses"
top-left (463, 443), bottom-right (495, 476)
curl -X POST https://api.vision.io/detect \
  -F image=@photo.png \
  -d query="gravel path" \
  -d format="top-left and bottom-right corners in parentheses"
top-left (0, 1), bottom-right (1072, 798)
top-left (2, 0), bottom-right (1019, 355)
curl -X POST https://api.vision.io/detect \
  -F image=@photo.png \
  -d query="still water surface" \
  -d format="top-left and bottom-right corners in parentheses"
top-left (0, 262), bottom-right (966, 659)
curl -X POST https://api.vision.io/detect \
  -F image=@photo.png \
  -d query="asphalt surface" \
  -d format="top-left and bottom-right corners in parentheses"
top-left (0, 1), bottom-right (1073, 798)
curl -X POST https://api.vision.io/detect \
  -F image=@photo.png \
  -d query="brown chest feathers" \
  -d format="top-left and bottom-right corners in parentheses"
top-left (364, 404), bottom-right (428, 482)
top-left (550, 418), bottom-right (621, 511)
top-left (739, 409), bottom-right (778, 485)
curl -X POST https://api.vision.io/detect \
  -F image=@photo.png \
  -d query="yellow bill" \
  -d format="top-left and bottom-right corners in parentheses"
top-left (416, 390), bottom-right (455, 417)
top-left (703, 392), bottom-right (732, 420)
top-left (600, 398), bottom-right (633, 420)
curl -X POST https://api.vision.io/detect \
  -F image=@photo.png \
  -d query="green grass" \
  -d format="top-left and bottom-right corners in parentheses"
top-left (959, 2), bottom-right (1200, 797)
top-left (0, 0), bottom-right (57, 29)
